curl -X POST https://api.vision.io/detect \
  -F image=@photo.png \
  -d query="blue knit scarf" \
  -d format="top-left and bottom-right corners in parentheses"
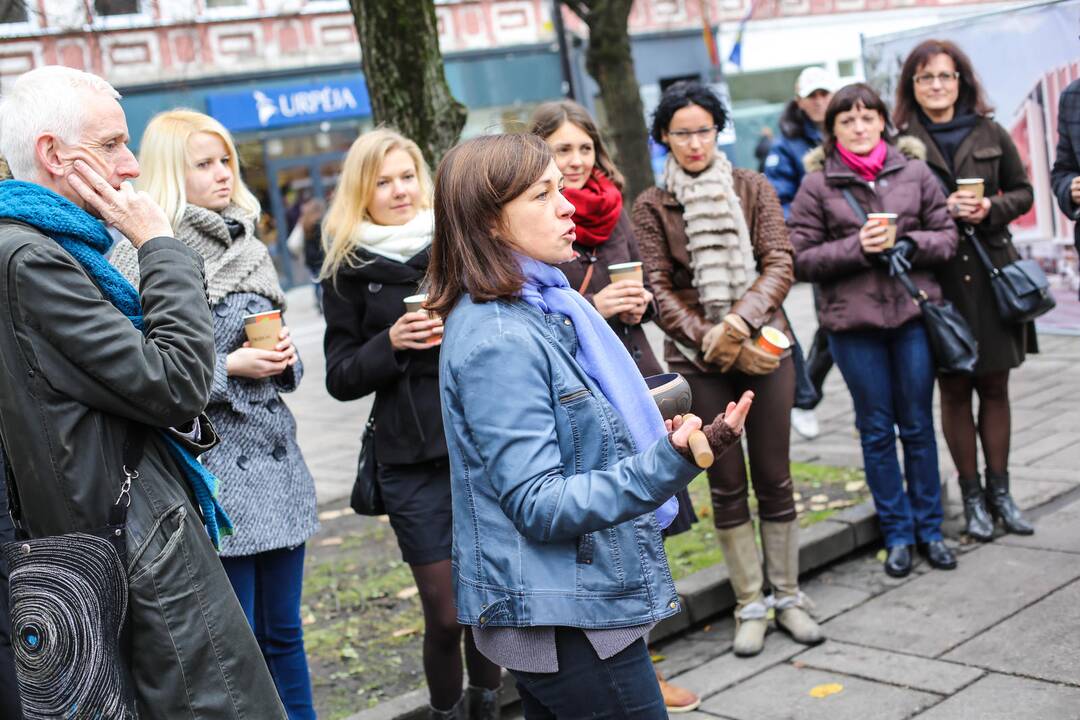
top-left (517, 255), bottom-right (679, 529)
top-left (0, 181), bottom-right (233, 548)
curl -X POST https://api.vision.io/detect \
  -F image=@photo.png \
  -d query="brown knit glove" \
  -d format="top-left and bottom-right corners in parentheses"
top-left (702, 314), bottom-right (750, 370)
top-left (702, 414), bottom-right (743, 458)
top-left (733, 339), bottom-right (780, 375)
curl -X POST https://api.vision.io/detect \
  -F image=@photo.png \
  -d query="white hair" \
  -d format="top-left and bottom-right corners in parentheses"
top-left (0, 65), bottom-right (120, 181)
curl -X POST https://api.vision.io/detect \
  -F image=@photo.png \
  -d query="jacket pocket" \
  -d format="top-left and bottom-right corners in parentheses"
top-left (575, 527), bottom-right (626, 593)
top-left (557, 387), bottom-right (610, 474)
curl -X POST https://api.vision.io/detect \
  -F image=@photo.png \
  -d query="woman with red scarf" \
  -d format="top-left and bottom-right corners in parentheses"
top-left (529, 100), bottom-right (701, 715)
top-left (789, 84), bottom-right (959, 578)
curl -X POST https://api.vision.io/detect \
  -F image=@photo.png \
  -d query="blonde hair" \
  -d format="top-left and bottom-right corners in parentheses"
top-left (320, 128), bottom-right (432, 280)
top-left (136, 109), bottom-right (260, 229)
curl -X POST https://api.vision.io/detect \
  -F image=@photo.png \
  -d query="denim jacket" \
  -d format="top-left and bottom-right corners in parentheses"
top-left (439, 295), bottom-right (700, 630)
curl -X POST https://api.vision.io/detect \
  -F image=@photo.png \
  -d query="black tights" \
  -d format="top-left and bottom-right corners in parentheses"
top-left (938, 370), bottom-right (1011, 480)
top-left (411, 559), bottom-right (502, 710)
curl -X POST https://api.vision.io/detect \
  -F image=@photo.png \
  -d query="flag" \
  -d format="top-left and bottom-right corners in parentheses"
top-left (728, 0), bottom-right (756, 68)
top-left (700, 1), bottom-right (720, 67)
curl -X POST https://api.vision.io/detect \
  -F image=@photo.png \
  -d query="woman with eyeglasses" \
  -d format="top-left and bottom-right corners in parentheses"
top-left (895, 40), bottom-right (1036, 541)
top-left (633, 81), bottom-right (822, 658)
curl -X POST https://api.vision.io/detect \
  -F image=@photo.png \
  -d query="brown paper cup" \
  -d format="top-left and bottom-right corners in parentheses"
top-left (756, 326), bottom-right (791, 356)
top-left (608, 261), bottom-right (643, 284)
top-left (956, 178), bottom-right (985, 203)
top-left (867, 213), bottom-right (898, 249)
top-left (243, 310), bottom-right (282, 351)
top-left (404, 294), bottom-right (441, 346)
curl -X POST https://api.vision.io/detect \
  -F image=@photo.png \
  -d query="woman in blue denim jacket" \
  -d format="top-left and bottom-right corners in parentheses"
top-left (425, 133), bottom-right (753, 719)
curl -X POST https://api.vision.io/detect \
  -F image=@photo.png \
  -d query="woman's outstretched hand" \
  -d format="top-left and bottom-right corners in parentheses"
top-left (665, 413), bottom-right (703, 451)
top-left (721, 391), bottom-right (754, 434)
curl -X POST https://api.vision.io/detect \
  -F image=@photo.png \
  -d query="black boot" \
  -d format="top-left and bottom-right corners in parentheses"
top-left (985, 472), bottom-right (1034, 536)
top-left (959, 474), bottom-right (994, 542)
top-left (429, 696), bottom-right (466, 720)
top-left (466, 685), bottom-right (500, 720)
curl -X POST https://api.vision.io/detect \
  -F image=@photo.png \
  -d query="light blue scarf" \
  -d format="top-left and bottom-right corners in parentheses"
top-left (0, 181), bottom-right (234, 548)
top-left (517, 254), bottom-right (679, 528)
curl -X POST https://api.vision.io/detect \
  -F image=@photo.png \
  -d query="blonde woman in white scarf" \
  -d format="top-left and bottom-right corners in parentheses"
top-left (632, 82), bottom-right (823, 658)
top-left (320, 128), bottom-right (502, 720)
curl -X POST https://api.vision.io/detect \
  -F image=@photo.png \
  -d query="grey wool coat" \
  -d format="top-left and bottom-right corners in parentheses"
top-left (0, 221), bottom-right (286, 718)
top-left (204, 291), bottom-right (319, 557)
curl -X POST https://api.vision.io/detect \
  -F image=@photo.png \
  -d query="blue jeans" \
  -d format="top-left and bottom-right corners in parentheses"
top-left (828, 320), bottom-right (944, 547)
top-left (221, 545), bottom-right (315, 720)
top-left (512, 628), bottom-right (666, 719)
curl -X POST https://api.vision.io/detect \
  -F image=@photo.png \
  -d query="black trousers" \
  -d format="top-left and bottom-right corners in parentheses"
top-left (0, 461), bottom-right (24, 717)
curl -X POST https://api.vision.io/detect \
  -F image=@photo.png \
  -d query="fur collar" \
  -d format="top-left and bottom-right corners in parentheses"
top-left (802, 136), bottom-right (927, 173)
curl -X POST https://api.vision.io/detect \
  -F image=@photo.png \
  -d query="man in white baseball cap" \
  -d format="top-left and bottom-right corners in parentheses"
top-left (764, 65), bottom-right (841, 441)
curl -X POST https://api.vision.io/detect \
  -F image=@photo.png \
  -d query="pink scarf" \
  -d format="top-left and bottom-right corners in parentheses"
top-left (836, 139), bottom-right (888, 182)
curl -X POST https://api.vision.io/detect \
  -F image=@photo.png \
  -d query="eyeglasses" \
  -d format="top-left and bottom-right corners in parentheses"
top-left (913, 72), bottom-right (960, 87)
top-left (667, 126), bottom-right (719, 145)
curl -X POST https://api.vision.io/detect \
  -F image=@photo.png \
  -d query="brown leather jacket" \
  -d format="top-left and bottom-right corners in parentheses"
top-left (632, 168), bottom-right (795, 373)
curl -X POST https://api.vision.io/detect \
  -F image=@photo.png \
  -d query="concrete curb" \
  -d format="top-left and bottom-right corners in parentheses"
top-left (345, 501), bottom-right (882, 720)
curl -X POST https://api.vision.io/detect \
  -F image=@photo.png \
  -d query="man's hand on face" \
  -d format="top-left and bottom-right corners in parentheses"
top-left (67, 160), bottom-right (172, 249)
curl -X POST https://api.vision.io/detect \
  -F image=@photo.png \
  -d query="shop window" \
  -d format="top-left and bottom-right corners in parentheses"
top-left (838, 59), bottom-right (856, 79)
top-left (94, 0), bottom-right (140, 15)
top-left (0, 2), bottom-right (28, 24)
top-left (206, 0), bottom-right (249, 8)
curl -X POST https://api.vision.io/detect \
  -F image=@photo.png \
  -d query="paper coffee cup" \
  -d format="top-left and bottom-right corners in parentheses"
top-left (243, 310), bottom-right (282, 351)
top-left (608, 261), bottom-right (644, 284)
top-left (404, 294), bottom-right (441, 346)
top-left (956, 178), bottom-right (985, 203)
top-left (867, 213), bottom-right (898, 249)
top-left (756, 326), bottom-right (791, 357)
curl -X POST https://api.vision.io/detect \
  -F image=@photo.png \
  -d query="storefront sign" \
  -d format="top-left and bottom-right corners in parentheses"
top-left (207, 77), bottom-right (371, 132)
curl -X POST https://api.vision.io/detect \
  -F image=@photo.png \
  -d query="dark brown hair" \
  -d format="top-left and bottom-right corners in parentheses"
top-left (893, 39), bottom-right (993, 129)
top-left (426, 133), bottom-right (553, 318)
top-left (823, 83), bottom-right (894, 153)
top-left (528, 100), bottom-right (625, 190)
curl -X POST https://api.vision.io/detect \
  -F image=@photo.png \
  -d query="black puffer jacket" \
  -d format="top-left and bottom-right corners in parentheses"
top-left (322, 248), bottom-right (446, 465)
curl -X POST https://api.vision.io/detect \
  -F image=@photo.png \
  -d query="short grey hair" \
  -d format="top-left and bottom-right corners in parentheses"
top-left (0, 66), bottom-right (120, 181)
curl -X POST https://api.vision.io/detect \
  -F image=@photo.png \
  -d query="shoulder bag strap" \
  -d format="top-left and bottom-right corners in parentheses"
top-left (576, 249), bottom-right (597, 295)
top-left (960, 223), bottom-right (1000, 278)
top-left (841, 188), bottom-right (926, 305)
top-left (109, 422), bottom-right (149, 528)
top-left (1, 432), bottom-right (26, 541)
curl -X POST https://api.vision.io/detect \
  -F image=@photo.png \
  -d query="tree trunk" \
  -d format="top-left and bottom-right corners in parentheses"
top-left (348, 0), bottom-right (467, 168)
top-left (565, 1), bottom-right (654, 201)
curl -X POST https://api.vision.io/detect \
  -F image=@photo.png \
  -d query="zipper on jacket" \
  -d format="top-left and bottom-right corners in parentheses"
top-left (559, 388), bottom-right (591, 404)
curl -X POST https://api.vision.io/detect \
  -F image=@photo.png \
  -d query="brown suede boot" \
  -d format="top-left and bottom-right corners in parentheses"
top-left (655, 668), bottom-right (701, 713)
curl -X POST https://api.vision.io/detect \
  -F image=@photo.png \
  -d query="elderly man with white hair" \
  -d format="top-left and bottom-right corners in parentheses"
top-left (0, 66), bottom-right (286, 718)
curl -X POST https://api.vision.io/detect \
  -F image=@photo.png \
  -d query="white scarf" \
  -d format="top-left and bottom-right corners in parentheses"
top-left (356, 209), bottom-right (434, 263)
top-left (664, 153), bottom-right (757, 323)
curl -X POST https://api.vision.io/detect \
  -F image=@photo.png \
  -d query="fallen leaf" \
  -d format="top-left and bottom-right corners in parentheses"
top-left (395, 586), bottom-right (419, 600)
top-left (377, 515), bottom-right (391, 523)
top-left (809, 503), bottom-right (827, 512)
top-left (318, 536), bottom-right (344, 547)
top-left (810, 494), bottom-right (829, 504)
top-left (650, 654), bottom-right (666, 663)
top-left (703, 624), bottom-right (712, 632)
top-left (793, 492), bottom-right (802, 501)
top-left (844, 480), bottom-right (866, 493)
top-left (795, 503), bottom-right (806, 513)
top-left (827, 499), bottom-right (854, 509)
top-left (809, 683), bottom-right (843, 698)
top-left (876, 549), bottom-right (887, 562)
top-left (792, 660), bottom-right (806, 669)
top-left (302, 612), bottom-right (316, 626)
top-left (340, 645), bottom-right (359, 661)
top-left (392, 627), bottom-right (418, 638)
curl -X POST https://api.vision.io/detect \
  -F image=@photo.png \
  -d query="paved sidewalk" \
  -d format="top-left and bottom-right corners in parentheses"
top-left (282, 282), bottom-right (1080, 719)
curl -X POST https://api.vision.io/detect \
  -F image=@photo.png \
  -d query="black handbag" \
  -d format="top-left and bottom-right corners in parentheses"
top-left (841, 190), bottom-right (978, 375)
top-left (350, 414), bottom-right (385, 516)
top-left (961, 224), bottom-right (1056, 324)
top-left (2, 424), bottom-right (146, 719)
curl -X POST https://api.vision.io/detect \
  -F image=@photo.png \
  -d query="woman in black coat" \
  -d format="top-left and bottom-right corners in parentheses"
top-left (320, 129), bottom-right (502, 720)
top-left (895, 40), bottom-right (1036, 541)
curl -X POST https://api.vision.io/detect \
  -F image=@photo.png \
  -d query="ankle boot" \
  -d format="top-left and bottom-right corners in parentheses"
top-left (717, 521), bottom-right (767, 657)
top-left (761, 520), bottom-right (823, 646)
top-left (466, 685), bottom-right (500, 720)
top-left (958, 474), bottom-right (994, 541)
top-left (985, 472), bottom-right (1034, 535)
top-left (430, 696), bottom-right (466, 720)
